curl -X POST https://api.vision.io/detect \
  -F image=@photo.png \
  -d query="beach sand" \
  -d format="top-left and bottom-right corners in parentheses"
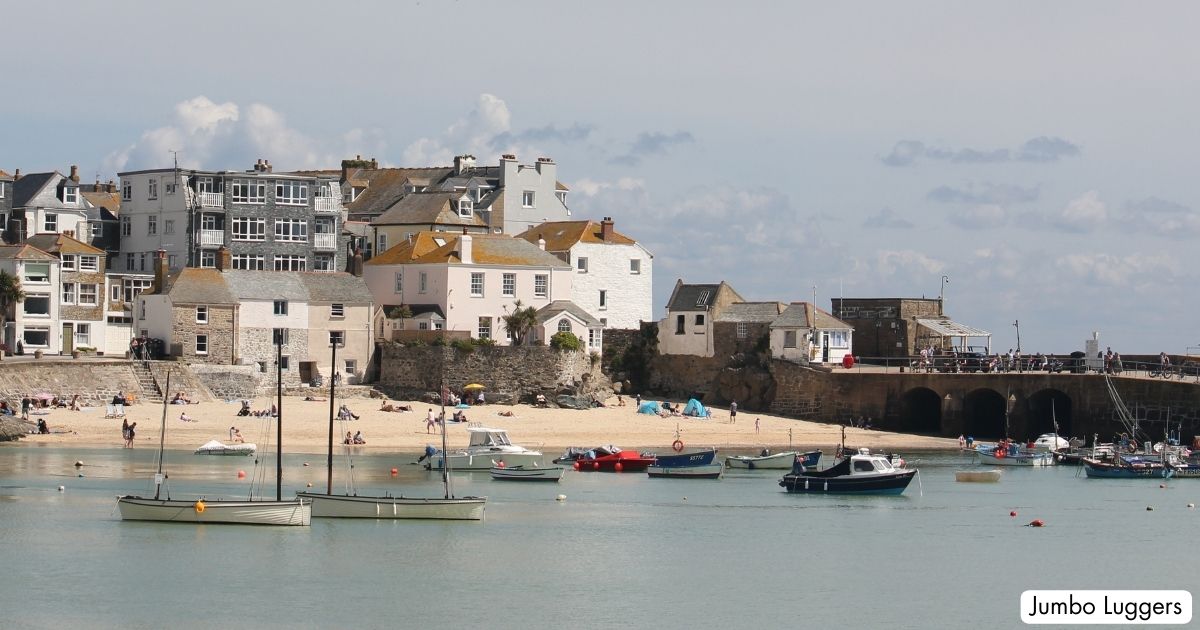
top-left (14, 395), bottom-right (957, 455)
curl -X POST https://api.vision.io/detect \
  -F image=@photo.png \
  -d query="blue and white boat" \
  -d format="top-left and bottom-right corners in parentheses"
top-left (725, 450), bottom-right (821, 470)
top-left (976, 442), bottom-right (1054, 467)
top-left (652, 447), bottom-right (717, 468)
top-left (779, 448), bottom-right (916, 495)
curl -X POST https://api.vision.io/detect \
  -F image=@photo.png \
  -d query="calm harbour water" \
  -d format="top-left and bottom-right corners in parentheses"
top-left (0, 445), bottom-right (1195, 630)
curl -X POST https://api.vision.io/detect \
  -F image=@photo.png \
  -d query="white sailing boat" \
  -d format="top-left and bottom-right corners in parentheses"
top-left (117, 347), bottom-right (311, 526)
top-left (297, 344), bottom-right (485, 520)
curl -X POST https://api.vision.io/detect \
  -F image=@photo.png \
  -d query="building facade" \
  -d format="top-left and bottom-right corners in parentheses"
top-left (769, 302), bottom-right (854, 365)
top-left (656, 280), bottom-right (745, 357)
top-left (8, 168), bottom-right (90, 245)
top-left (25, 234), bottom-right (108, 354)
top-left (830, 298), bottom-right (944, 358)
top-left (0, 244), bottom-right (61, 354)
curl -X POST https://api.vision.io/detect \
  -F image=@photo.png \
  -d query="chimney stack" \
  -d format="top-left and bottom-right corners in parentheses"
top-left (215, 245), bottom-right (232, 271)
top-left (13, 169), bottom-right (20, 180)
top-left (537, 233), bottom-right (546, 250)
top-left (152, 249), bottom-right (168, 294)
top-left (459, 233), bottom-right (473, 265)
top-left (69, 165), bottom-right (80, 183)
top-left (600, 216), bottom-right (614, 241)
top-left (454, 154), bottom-right (476, 175)
top-left (351, 246), bottom-right (364, 277)
top-left (264, 159), bottom-right (272, 173)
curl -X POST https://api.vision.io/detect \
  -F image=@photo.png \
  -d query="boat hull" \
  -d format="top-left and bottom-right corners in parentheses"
top-left (489, 466), bottom-right (566, 482)
top-left (425, 451), bottom-right (544, 471)
top-left (574, 452), bottom-right (656, 472)
top-left (652, 448), bottom-right (717, 468)
top-left (779, 469), bottom-right (917, 495)
top-left (194, 443), bottom-right (257, 456)
top-left (955, 469), bottom-right (1002, 483)
top-left (116, 496), bottom-right (311, 525)
top-left (297, 492), bottom-right (486, 520)
top-left (977, 451), bottom-right (1054, 467)
top-left (725, 450), bottom-right (820, 470)
top-left (647, 463), bottom-right (724, 479)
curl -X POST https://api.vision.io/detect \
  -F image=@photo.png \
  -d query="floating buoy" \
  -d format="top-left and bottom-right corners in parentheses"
top-left (303, 462), bottom-right (310, 467)
top-left (194, 500), bottom-right (206, 513)
top-left (237, 470), bottom-right (246, 479)
top-left (74, 460), bottom-right (83, 467)
top-left (1010, 510), bottom-right (1017, 517)
top-left (497, 461), bottom-right (506, 468)
top-left (555, 494), bottom-right (566, 502)
top-left (593, 462), bottom-right (600, 471)
top-left (390, 468), bottom-right (398, 475)
top-left (1188, 503), bottom-right (1195, 508)
top-left (682, 497), bottom-right (687, 501)
top-left (573, 461), bottom-right (581, 471)
top-left (614, 462), bottom-right (624, 472)
top-left (58, 485), bottom-right (65, 492)
top-left (1028, 519), bottom-right (1044, 527)
top-left (1160, 484), bottom-right (1166, 488)
top-left (1147, 506), bottom-right (1154, 511)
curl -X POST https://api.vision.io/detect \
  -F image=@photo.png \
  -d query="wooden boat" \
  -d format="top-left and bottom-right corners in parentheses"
top-left (572, 448), bottom-right (656, 472)
top-left (725, 450), bottom-right (820, 470)
top-left (651, 447), bottom-right (717, 468)
top-left (194, 440), bottom-right (256, 456)
top-left (647, 463), bottom-right (723, 479)
top-left (955, 469), bottom-right (1001, 483)
top-left (118, 364), bottom-right (311, 526)
top-left (489, 464), bottom-right (566, 482)
top-left (424, 427), bottom-right (543, 471)
top-left (1082, 457), bottom-right (1162, 478)
top-left (976, 443), bottom-right (1054, 467)
top-left (299, 344), bottom-right (485, 520)
top-left (780, 448), bottom-right (917, 495)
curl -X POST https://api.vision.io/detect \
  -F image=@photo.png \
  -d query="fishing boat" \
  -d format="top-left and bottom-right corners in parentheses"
top-left (647, 463), bottom-right (724, 479)
top-left (725, 449), bottom-right (821, 470)
top-left (955, 469), bottom-right (1002, 482)
top-left (779, 447), bottom-right (917, 495)
top-left (1082, 456), bottom-right (1162, 478)
top-left (423, 426), bottom-right (543, 471)
top-left (117, 353), bottom-right (311, 526)
top-left (651, 446), bottom-right (717, 468)
top-left (299, 345), bottom-right (485, 519)
top-left (489, 464), bottom-right (566, 482)
top-left (194, 440), bottom-right (256, 456)
top-left (571, 447), bottom-right (656, 472)
top-left (976, 441), bottom-right (1055, 467)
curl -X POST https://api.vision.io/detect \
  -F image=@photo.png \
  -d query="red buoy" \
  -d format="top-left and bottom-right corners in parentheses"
top-left (614, 462), bottom-right (624, 472)
top-left (497, 461), bottom-right (506, 468)
top-left (1010, 510), bottom-right (1017, 517)
top-left (237, 470), bottom-right (246, 479)
top-left (1029, 519), bottom-right (1045, 527)
top-left (593, 462), bottom-right (600, 471)
top-left (573, 461), bottom-right (581, 471)
top-left (390, 468), bottom-right (398, 475)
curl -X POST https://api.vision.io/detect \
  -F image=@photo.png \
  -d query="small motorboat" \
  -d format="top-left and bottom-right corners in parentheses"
top-left (489, 464), bottom-right (566, 482)
top-left (194, 440), bottom-right (256, 456)
top-left (779, 448), bottom-right (917, 495)
top-left (424, 427), bottom-right (543, 470)
top-left (571, 447), bottom-right (656, 472)
top-left (976, 441), bottom-right (1054, 467)
top-left (955, 469), bottom-right (1001, 483)
top-left (1032, 433), bottom-right (1069, 451)
top-left (647, 463), bottom-right (723, 479)
top-left (651, 447), bottom-right (717, 468)
top-left (725, 449), bottom-right (820, 470)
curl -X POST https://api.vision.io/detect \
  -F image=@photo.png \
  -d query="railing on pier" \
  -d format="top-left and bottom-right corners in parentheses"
top-left (833, 356), bottom-right (1200, 381)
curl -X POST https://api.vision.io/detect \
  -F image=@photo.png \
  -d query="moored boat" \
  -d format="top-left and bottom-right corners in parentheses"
top-left (424, 427), bottom-right (543, 471)
top-left (955, 469), bottom-right (1001, 483)
top-left (651, 447), bottom-right (717, 468)
top-left (725, 450), bottom-right (820, 470)
top-left (647, 463), bottom-right (723, 479)
top-left (779, 448), bottom-right (917, 495)
top-left (976, 441), bottom-right (1054, 467)
top-left (490, 464), bottom-right (566, 482)
top-left (572, 448), bottom-right (656, 472)
top-left (194, 440), bottom-right (256, 456)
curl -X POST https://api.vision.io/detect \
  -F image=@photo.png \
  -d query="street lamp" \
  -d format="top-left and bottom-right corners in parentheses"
top-left (875, 319), bottom-right (881, 357)
top-left (940, 275), bottom-right (950, 312)
top-left (1013, 319), bottom-right (1021, 354)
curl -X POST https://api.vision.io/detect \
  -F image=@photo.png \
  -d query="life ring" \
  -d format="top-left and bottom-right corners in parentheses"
top-left (672, 440), bottom-right (684, 452)
top-left (194, 500), bottom-right (206, 513)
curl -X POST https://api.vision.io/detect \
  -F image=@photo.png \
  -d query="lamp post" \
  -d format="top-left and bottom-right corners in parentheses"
top-left (940, 275), bottom-right (950, 313)
top-left (875, 319), bottom-right (881, 358)
top-left (1013, 319), bottom-right (1021, 354)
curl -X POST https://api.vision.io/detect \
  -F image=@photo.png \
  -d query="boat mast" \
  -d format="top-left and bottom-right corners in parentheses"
top-left (154, 370), bottom-right (171, 500)
top-left (276, 333), bottom-right (283, 502)
top-left (327, 339), bottom-right (336, 495)
top-left (440, 379), bottom-right (452, 499)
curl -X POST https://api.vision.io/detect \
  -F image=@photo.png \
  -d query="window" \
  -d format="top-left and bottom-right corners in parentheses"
top-left (329, 331), bottom-right (345, 347)
top-left (737, 322), bottom-right (749, 339)
top-left (121, 216), bottom-right (131, 237)
top-left (419, 272), bottom-right (427, 293)
top-left (196, 306), bottom-right (208, 324)
top-left (344, 359), bottom-right (357, 375)
top-left (200, 251), bottom-right (215, 268)
top-left (576, 257), bottom-right (588, 272)
top-left (313, 255), bottom-right (334, 271)
top-left (123, 279), bottom-right (153, 303)
top-left (534, 274), bottom-right (548, 298)
top-left (125, 252), bottom-right (134, 270)
top-left (61, 255), bottom-right (77, 271)
top-left (279, 356), bottom-right (290, 370)
top-left (80, 256), bottom-right (98, 271)
top-left (168, 255), bottom-right (178, 268)
top-left (394, 272), bottom-right (403, 294)
top-left (273, 255), bottom-right (306, 271)
top-left (24, 295), bottom-right (50, 316)
top-left (331, 303), bottom-right (344, 318)
top-left (695, 290), bottom-right (711, 306)
top-left (231, 179), bottom-right (266, 204)
top-left (232, 254), bottom-right (264, 270)
top-left (502, 273), bottom-right (515, 296)
top-left (557, 319), bottom-right (572, 334)
top-left (830, 331), bottom-right (850, 348)
top-left (275, 180), bottom-right (308, 205)
top-left (273, 328), bottom-right (289, 344)
top-left (522, 190), bottom-right (535, 208)
top-left (195, 335), bottom-right (208, 355)
top-left (695, 314), bottom-right (705, 326)
top-left (165, 181), bottom-right (176, 196)
top-left (784, 331), bottom-right (798, 348)
top-left (630, 259), bottom-right (641, 274)
top-left (148, 179), bottom-right (157, 200)
top-left (23, 327), bottom-right (49, 347)
top-left (274, 300), bottom-right (288, 315)
top-left (201, 215), bottom-right (217, 231)
top-left (470, 272), bottom-right (484, 297)
top-left (79, 284), bottom-right (97, 305)
top-left (110, 284), bottom-right (120, 302)
top-left (232, 217), bottom-right (266, 241)
top-left (147, 215), bottom-right (157, 235)
top-left (675, 315), bottom-right (685, 335)
top-left (44, 213), bottom-right (58, 232)
top-left (121, 181), bottom-right (132, 201)
top-left (63, 187), bottom-right (77, 204)
top-left (477, 316), bottom-right (492, 339)
top-left (61, 282), bottom-right (75, 304)
top-left (75, 323), bottom-right (90, 346)
top-left (588, 328), bottom-right (596, 348)
top-left (164, 219), bottom-right (174, 235)
top-left (377, 233), bottom-right (387, 253)
top-left (458, 198), bottom-right (473, 216)
top-left (139, 253), bottom-right (146, 271)
top-left (91, 222), bottom-right (102, 240)
top-left (599, 290), bottom-right (607, 310)
top-left (557, 190), bottom-right (567, 204)
top-left (24, 263), bottom-right (49, 283)
top-left (274, 219), bottom-right (308, 242)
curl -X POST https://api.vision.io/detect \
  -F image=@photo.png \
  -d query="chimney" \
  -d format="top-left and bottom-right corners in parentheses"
top-left (499, 153), bottom-right (518, 186)
top-left (600, 217), bottom-right (614, 241)
top-left (459, 233), bottom-right (473, 265)
top-left (454, 154), bottom-right (476, 175)
top-left (351, 246), bottom-right (364, 277)
top-left (370, 158), bottom-right (378, 169)
top-left (537, 233), bottom-right (546, 250)
top-left (107, 180), bottom-right (117, 193)
top-left (13, 169), bottom-right (20, 180)
top-left (215, 245), bottom-right (232, 271)
top-left (69, 165), bottom-right (80, 183)
top-left (64, 230), bottom-right (74, 239)
top-left (152, 249), bottom-right (168, 294)
top-left (263, 160), bottom-right (272, 174)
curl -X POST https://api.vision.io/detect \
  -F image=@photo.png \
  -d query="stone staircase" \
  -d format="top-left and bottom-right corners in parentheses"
top-left (131, 361), bottom-right (164, 403)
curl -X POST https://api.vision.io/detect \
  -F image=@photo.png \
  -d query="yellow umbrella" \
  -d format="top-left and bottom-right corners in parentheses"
top-left (464, 383), bottom-right (486, 390)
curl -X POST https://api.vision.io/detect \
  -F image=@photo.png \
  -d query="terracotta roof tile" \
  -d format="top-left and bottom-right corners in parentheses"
top-left (516, 220), bottom-right (636, 251)
top-left (25, 233), bottom-right (105, 256)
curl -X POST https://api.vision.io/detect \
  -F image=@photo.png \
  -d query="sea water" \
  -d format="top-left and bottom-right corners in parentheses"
top-left (0, 446), bottom-right (1195, 630)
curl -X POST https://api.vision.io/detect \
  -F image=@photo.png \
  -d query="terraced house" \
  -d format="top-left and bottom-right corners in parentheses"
top-left (118, 159), bottom-right (346, 275)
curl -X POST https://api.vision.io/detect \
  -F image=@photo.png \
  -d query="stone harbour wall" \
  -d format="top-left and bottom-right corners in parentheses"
top-left (0, 360), bottom-right (144, 406)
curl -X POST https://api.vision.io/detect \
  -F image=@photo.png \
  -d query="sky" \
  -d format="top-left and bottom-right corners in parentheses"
top-left (3, 1), bottom-right (1198, 354)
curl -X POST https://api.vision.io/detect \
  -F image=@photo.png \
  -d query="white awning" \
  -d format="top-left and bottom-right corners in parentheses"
top-left (915, 318), bottom-right (990, 338)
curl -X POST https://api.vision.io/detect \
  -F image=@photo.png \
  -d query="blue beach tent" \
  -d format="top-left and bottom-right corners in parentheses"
top-left (637, 401), bottom-right (661, 415)
top-left (683, 398), bottom-right (708, 418)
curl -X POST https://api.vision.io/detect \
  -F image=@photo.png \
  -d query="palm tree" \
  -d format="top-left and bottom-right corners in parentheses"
top-left (0, 270), bottom-right (26, 357)
top-left (500, 300), bottom-right (538, 346)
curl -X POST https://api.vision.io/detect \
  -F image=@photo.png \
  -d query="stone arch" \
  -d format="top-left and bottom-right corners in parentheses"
top-left (898, 387), bottom-right (942, 434)
top-left (1024, 389), bottom-right (1073, 440)
top-left (964, 388), bottom-right (1008, 439)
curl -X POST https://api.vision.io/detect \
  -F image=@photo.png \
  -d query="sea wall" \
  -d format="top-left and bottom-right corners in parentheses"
top-left (0, 360), bottom-right (144, 406)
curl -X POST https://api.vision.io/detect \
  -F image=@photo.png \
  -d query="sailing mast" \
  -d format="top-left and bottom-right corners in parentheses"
top-left (327, 340), bottom-right (336, 494)
top-left (276, 334), bottom-right (283, 501)
top-left (153, 371), bottom-right (171, 500)
top-left (440, 379), bottom-right (453, 499)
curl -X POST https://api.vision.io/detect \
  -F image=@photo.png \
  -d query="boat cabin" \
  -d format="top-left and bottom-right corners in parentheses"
top-left (800, 448), bottom-right (898, 477)
top-left (467, 428), bottom-right (513, 449)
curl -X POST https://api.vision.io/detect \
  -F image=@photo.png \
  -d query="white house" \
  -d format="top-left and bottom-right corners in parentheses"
top-left (517, 217), bottom-right (653, 330)
top-left (656, 280), bottom-right (744, 357)
top-left (0, 244), bottom-right (61, 354)
top-left (769, 302), bottom-right (854, 365)
top-left (10, 168), bottom-right (90, 243)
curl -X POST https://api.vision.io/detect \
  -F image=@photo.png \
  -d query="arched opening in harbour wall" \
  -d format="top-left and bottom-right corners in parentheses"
top-left (964, 388), bottom-right (1007, 439)
top-left (898, 387), bottom-right (943, 434)
top-left (1025, 389), bottom-right (1073, 440)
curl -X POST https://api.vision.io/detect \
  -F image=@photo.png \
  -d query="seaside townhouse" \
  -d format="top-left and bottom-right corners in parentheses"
top-left (0, 171), bottom-right (12, 233)
top-left (0, 244), bottom-right (60, 355)
top-left (118, 159), bottom-right (346, 276)
top-left (7, 167), bottom-right (94, 246)
top-left (769, 302), bottom-right (855, 365)
top-left (136, 249), bottom-right (374, 384)
top-left (363, 231), bottom-right (602, 352)
top-left (24, 234), bottom-right (109, 355)
top-left (656, 280), bottom-right (744, 357)
top-left (516, 217), bottom-right (653, 331)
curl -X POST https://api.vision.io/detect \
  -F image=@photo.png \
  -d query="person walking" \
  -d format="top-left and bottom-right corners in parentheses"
top-left (21, 395), bottom-right (30, 420)
top-left (754, 418), bottom-right (760, 434)
top-left (426, 408), bottom-right (436, 434)
top-left (729, 400), bottom-right (737, 424)
top-left (125, 422), bottom-right (136, 448)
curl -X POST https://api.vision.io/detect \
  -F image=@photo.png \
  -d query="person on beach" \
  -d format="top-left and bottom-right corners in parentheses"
top-left (37, 418), bottom-right (49, 434)
top-left (0, 401), bottom-right (11, 416)
top-left (122, 418), bottom-right (130, 444)
top-left (21, 395), bottom-right (31, 420)
top-left (353, 431), bottom-right (366, 445)
top-left (617, 395), bottom-right (625, 407)
top-left (232, 428), bottom-right (244, 443)
top-left (426, 408), bottom-right (436, 433)
top-left (125, 422), bottom-right (136, 448)
top-left (729, 400), bottom-right (737, 424)
top-left (754, 418), bottom-right (760, 434)
top-left (179, 412), bottom-right (194, 422)
top-left (344, 431), bottom-right (353, 445)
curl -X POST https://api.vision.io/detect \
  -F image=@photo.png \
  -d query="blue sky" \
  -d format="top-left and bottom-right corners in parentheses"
top-left (3, 1), bottom-right (1198, 353)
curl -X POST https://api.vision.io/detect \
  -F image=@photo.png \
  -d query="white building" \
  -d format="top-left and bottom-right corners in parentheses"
top-left (0, 244), bottom-right (61, 354)
top-left (517, 217), bottom-right (653, 330)
top-left (9, 168), bottom-right (90, 244)
top-left (656, 280), bottom-right (745, 357)
top-left (769, 302), bottom-right (854, 365)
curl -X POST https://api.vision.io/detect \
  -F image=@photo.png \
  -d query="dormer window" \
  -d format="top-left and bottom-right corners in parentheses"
top-left (458, 198), bottom-right (474, 217)
top-left (556, 191), bottom-right (567, 204)
top-left (695, 290), bottom-right (711, 307)
top-left (63, 187), bottom-right (78, 204)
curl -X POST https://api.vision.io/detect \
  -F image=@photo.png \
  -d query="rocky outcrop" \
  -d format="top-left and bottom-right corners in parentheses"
top-left (0, 417), bottom-right (26, 442)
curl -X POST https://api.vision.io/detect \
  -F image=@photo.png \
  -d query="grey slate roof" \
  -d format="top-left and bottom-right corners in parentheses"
top-left (11, 172), bottom-right (59, 208)
top-left (162, 269), bottom-right (237, 305)
top-left (298, 272), bottom-right (373, 303)
top-left (164, 270), bottom-right (372, 305)
top-left (535, 300), bottom-right (601, 326)
top-left (715, 302), bottom-right (786, 323)
top-left (770, 302), bottom-right (853, 330)
top-left (371, 191), bottom-right (483, 227)
top-left (222, 271), bottom-right (309, 302)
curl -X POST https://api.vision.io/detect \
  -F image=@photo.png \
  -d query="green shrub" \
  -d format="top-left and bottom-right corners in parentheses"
top-left (450, 338), bottom-right (475, 353)
top-left (550, 331), bottom-right (583, 351)
top-left (475, 337), bottom-right (497, 347)
top-left (589, 349), bottom-right (601, 366)
top-left (431, 336), bottom-right (447, 346)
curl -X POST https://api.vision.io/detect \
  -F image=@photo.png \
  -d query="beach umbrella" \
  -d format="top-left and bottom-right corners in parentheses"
top-left (464, 383), bottom-right (486, 390)
top-left (34, 392), bottom-right (54, 400)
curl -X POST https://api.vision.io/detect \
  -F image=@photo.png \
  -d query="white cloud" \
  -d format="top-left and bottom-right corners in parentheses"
top-left (874, 250), bottom-right (946, 277)
top-left (1055, 190), bottom-right (1107, 232)
top-left (401, 93), bottom-right (515, 166)
top-left (1055, 253), bottom-right (1180, 287)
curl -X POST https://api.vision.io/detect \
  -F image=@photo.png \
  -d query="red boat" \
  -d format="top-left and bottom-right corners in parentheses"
top-left (571, 448), bottom-right (656, 472)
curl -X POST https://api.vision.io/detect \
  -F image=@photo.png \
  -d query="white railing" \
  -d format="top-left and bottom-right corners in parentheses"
top-left (199, 192), bottom-right (224, 207)
top-left (314, 233), bottom-right (337, 250)
top-left (314, 197), bottom-right (340, 213)
top-left (200, 229), bottom-right (224, 246)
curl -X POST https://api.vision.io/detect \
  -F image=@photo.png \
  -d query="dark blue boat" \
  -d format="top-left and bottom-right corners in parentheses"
top-left (779, 448), bottom-right (916, 495)
top-left (652, 447), bottom-right (717, 468)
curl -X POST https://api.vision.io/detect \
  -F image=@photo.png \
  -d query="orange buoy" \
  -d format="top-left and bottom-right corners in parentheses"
top-left (390, 467), bottom-right (398, 475)
top-left (573, 461), bottom-right (581, 471)
top-left (614, 462), bottom-right (624, 472)
top-left (237, 470), bottom-right (246, 479)
top-left (497, 461), bottom-right (506, 468)
top-left (672, 440), bottom-right (684, 453)
top-left (1028, 519), bottom-right (1045, 527)
top-left (1010, 510), bottom-right (1017, 517)
top-left (194, 500), bottom-right (206, 513)
top-left (593, 462), bottom-right (600, 471)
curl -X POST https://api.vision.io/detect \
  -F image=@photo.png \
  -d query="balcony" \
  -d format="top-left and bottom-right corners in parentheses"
top-left (199, 192), bottom-right (224, 207)
top-left (314, 233), bottom-right (337, 250)
top-left (314, 196), bottom-right (340, 213)
top-left (200, 229), bottom-right (225, 247)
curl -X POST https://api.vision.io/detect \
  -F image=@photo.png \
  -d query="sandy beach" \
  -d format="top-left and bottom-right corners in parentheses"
top-left (11, 394), bottom-right (957, 455)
